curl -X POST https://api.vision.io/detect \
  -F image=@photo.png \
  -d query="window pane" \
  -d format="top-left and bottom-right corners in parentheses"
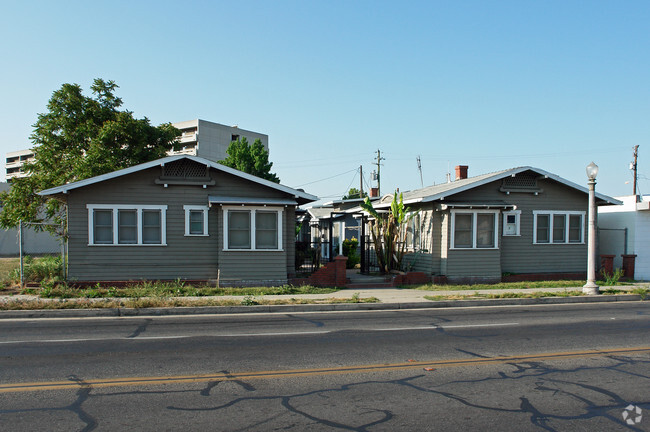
top-left (476, 214), bottom-right (495, 248)
top-left (142, 210), bottom-right (161, 244)
top-left (189, 210), bottom-right (204, 235)
top-left (94, 210), bottom-right (113, 244)
top-left (553, 214), bottom-right (566, 243)
top-left (536, 214), bottom-right (549, 243)
top-left (228, 211), bottom-right (250, 249)
top-left (256, 211), bottom-right (278, 249)
top-left (454, 214), bottom-right (473, 248)
top-left (569, 215), bottom-right (582, 243)
top-left (118, 210), bottom-right (137, 244)
top-left (413, 214), bottom-right (421, 249)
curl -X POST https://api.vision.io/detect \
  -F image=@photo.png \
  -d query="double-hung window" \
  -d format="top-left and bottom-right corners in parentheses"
top-left (533, 211), bottom-right (584, 244)
top-left (183, 205), bottom-right (209, 236)
top-left (450, 210), bottom-right (498, 249)
top-left (87, 205), bottom-right (167, 246)
top-left (223, 206), bottom-right (283, 251)
top-left (406, 213), bottom-right (421, 250)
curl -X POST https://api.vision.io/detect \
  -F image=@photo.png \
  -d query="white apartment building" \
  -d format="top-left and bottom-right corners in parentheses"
top-left (170, 119), bottom-right (268, 161)
top-left (4, 119), bottom-right (268, 181)
top-left (5, 149), bottom-right (35, 181)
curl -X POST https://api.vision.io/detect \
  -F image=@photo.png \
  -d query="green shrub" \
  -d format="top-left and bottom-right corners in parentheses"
top-left (599, 268), bottom-right (624, 286)
top-left (13, 255), bottom-right (63, 284)
top-left (632, 287), bottom-right (649, 300)
top-left (342, 238), bottom-right (360, 269)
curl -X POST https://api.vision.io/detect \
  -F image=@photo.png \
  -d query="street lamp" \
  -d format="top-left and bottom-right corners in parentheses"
top-left (583, 162), bottom-right (599, 294)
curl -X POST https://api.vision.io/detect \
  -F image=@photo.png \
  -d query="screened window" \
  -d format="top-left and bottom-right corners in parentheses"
top-left (183, 205), bottom-right (209, 236)
top-left (552, 214), bottom-right (566, 243)
top-left (223, 207), bottom-right (283, 251)
top-left (406, 213), bottom-right (421, 250)
top-left (476, 214), bottom-right (495, 248)
top-left (93, 210), bottom-right (113, 244)
top-left (142, 210), bottom-right (162, 244)
top-left (87, 205), bottom-right (167, 246)
top-left (451, 210), bottom-right (498, 249)
top-left (533, 211), bottom-right (584, 244)
top-left (228, 211), bottom-right (251, 249)
top-left (536, 214), bottom-right (550, 243)
top-left (569, 215), bottom-right (582, 243)
top-left (453, 214), bottom-right (473, 248)
top-left (118, 210), bottom-right (137, 244)
top-left (256, 211), bottom-right (278, 249)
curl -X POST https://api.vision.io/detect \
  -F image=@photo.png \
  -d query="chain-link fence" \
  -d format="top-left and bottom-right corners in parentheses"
top-left (0, 221), bottom-right (65, 286)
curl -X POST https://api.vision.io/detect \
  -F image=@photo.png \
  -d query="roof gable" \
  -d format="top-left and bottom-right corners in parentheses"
top-left (376, 166), bottom-right (620, 208)
top-left (38, 155), bottom-right (317, 204)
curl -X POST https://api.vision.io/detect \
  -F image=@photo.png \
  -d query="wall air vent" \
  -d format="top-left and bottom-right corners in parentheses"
top-left (499, 172), bottom-right (543, 194)
top-left (156, 159), bottom-right (215, 186)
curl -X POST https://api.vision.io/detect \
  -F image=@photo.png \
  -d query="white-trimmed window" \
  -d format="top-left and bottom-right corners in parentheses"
top-left (533, 211), bottom-right (585, 244)
top-left (87, 205), bottom-right (167, 246)
top-left (406, 213), bottom-right (421, 250)
top-left (183, 205), bottom-right (209, 236)
top-left (503, 210), bottom-right (521, 236)
top-left (223, 206), bottom-right (283, 251)
top-left (450, 210), bottom-right (499, 249)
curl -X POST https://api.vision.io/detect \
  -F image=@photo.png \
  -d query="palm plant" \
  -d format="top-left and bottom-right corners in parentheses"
top-left (360, 193), bottom-right (418, 274)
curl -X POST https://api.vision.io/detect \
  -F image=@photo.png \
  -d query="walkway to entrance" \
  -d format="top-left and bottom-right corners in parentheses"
top-left (346, 269), bottom-right (393, 288)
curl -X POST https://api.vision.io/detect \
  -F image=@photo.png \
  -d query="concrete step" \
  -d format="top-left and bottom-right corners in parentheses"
top-left (346, 282), bottom-right (394, 289)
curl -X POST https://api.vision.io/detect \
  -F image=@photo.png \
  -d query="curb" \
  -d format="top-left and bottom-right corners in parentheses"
top-left (0, 294), bottom-right (646, 319)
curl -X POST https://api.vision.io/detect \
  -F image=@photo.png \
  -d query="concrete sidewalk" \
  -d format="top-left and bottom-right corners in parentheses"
top-left (0, 284), bottom-right (648, 319)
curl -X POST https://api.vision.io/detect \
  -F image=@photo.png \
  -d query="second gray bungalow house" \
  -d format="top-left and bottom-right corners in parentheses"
top-left (367, 165), bottom-right (621, 283)
top-left (38, 155), bottom-right (317, 286)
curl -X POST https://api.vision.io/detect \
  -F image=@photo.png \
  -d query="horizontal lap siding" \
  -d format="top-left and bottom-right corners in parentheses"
top-left (499, 180), bottom-right (588, 273)
top-left (66, 166), bottom-right (291, 281)
top-left (449, 178), bottom-right (589, 274)
top-left (447, 249), bottom-right (501, 277)
top-left (284, 207), bottom-right (296, 277)
top-left (216, 205), bottom-right (288, 281)
top-left (402, 207), bottom-right (438, 274)
top-left (218, 252), bottom-right (286, 280)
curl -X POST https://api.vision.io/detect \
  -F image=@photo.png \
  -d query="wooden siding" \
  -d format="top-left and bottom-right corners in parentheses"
top-left (284, 206), bottom-right (296, 277)
top-left (402, 206), bottom-right (439, 274)
top-left (215, 205), bottom-right (288, 281)
top-left (446, 177), bottom-right (589, 274)
top-left (66, 164), bottom-right (294, 282)
top-left (446, 249), bottom-right (502, 277)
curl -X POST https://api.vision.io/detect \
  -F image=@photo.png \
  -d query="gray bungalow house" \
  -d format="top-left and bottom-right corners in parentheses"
top-left (369, 165), bottom-right (620, 283)
top-left (38, 155), bottom-right (317, 285)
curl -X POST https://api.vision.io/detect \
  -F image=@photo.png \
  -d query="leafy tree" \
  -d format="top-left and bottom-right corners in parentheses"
top-left (360, 192), bottom-right (419, 274)
top-left (219, 137), bottom-right (280, 183)
top-left (0, 79), bottom-right (180, 234)
top-left (342, 187), bottom-right (367, 200)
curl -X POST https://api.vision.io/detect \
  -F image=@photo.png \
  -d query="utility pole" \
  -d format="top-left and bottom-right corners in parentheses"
top-left (359, 165), bottom-right (364, 198)
top-left (375, 149), bottom-right (385, 195)
top-left (632, 145), bottom-right (639, 201)
top-left (416, 155), bottom-right (423, 188)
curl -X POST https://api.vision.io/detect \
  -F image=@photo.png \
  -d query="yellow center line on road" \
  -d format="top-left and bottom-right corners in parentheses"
top-left (2, 346), bottom-right (649, 394)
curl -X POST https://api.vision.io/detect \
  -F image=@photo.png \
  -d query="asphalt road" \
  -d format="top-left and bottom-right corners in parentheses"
top-left (0, 302), bottom-right (649, 431)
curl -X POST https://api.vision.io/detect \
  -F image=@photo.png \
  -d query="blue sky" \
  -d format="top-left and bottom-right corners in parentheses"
top-left (1, 0), bottom-right (648, 199)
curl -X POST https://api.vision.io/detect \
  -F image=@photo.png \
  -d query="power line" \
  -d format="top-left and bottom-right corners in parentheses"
top-left (292, 168), bottom-right (358, 188)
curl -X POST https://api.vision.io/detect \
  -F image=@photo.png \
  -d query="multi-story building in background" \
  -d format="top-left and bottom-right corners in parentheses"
top-left (5, 149), bottom-right (35, 181)
top-left (3, 119), bottom-right (268, 181)
top-left (170, 119), bottom-right (268, 161)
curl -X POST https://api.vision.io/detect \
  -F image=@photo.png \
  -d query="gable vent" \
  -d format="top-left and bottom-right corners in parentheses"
top-left (156, 159), bottom-right (215, 186)
top-left (499, 173), bottom-right (543, 194)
